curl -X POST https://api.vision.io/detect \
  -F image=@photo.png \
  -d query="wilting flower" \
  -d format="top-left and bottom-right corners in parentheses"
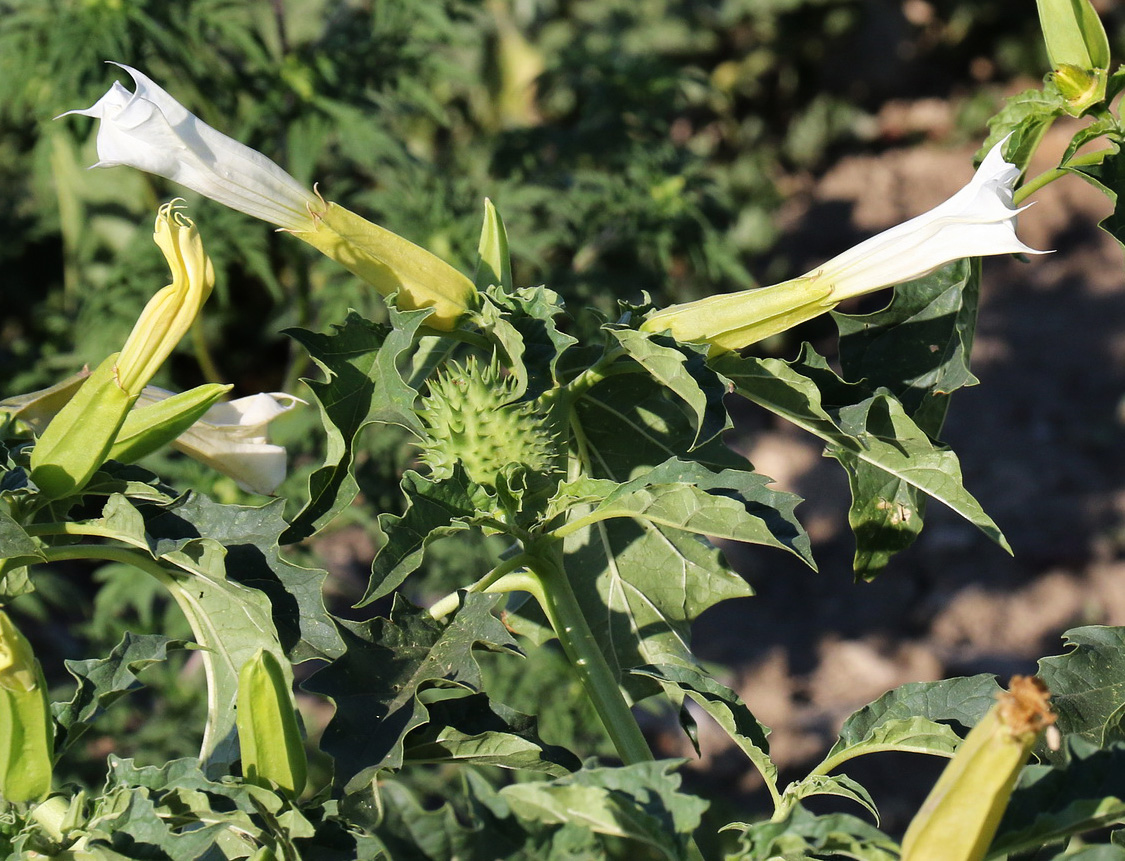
top-left (641, 140), bottom-right (1048, 351)
top-left (116, 200), bottom-right (215, 394)
top-left (62, 63), bottom-right (320, 230)
top-left (64, 64), bottom-right (478, 329)
top-left (135, 388), bottom-right (304, 495)
top-left (29, 201), bottom-right (215, 498)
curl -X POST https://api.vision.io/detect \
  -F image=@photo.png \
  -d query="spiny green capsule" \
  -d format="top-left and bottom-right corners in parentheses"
top-left (236, 649), bottom-right (307, 799)
top-left (901, 676), bottom-right (1055, 861)
top-left (417, 357), bottom-right (556, 487)
top-left (0, 610), bottom-right (54, 803)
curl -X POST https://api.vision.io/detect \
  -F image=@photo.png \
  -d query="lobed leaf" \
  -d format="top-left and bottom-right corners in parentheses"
top-left (713, 348), bottom-right (1010, 557)
top-left (1036, 626), bottom-right (1125, 758)
top-left (282, 307), bottom-right (431, 543)
top-left (499, 760), bottom-right (708, 861)
top-left (305, 593), bottom-right (521, 791)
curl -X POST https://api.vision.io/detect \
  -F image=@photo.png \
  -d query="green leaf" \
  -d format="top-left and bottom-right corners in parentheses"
top-left (0, 509), bottom-right (43, 567)
top-left (727, 806), bottom-right (898, 861)
top-left (607, 328), bottom-right (728, 449)
top-left (780, 774), bottom-right (880, 824)
top-left (550, 458), bottom-right (812, 565)
top-left (991, 738), bottom-right (1125, 859)
top-left (402, 692), bottom-right (580, 775)
top-left (572, 372), bottom-right (747, 480)
top-left (478, 284), bottom-right (578, 400)
top-left (305, 593), bottom-right (520, 791)
top-left (631, 663), bottom-right (777, 797)
top-left (1063, 148), bottom-right (1125, 252)
top-left (713, 348), bottom-right (1010, 555)
top-left (144, 494), bottom-right (344, 663)
top-left (1037, 626), bottom-right (1125, 758)
top-left (833, 260), bottom-right (982, 577)
top-left (358, 468), bottom-right (482, 606)
top-left (979, 82), bottom-right (1067, 174)
top-left (54, 632), bottom-right (188, 753)
top-left (282, 307), bottom-right (430, 543)
top-left (499, 760), bottom-right (708, 861)
top-left (819, 675), bottom-right (1002, 772)
top-left (78, 494), bottom-right (291, 774)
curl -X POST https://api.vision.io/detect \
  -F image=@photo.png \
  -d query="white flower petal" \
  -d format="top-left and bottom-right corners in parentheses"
top-left (819, 138), bottom-right (1048, 301)
top-left (62, 64), bottom-right (319, 230)
top-left (135, 387), bottom-right (303, 495)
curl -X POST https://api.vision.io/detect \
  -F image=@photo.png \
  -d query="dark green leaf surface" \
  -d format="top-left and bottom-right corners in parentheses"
top-left (145, 493), bottom-right (343, 662)
top-left (1037, 627), bottom-right (1125, 758)
top-left (990, 737), bottom-right (1125, 858)
top-left (714, 349), bottom-right (1009, 555)
top-left (54, 633), bottom-right (188, 753)
top-left (500, 760), bottom-right (708, 860)
top-left (359, 468), bottom-right (482, 605)
top-left (403, 692), bottom-right (580, 775)
top-left (833, 260), bottom-right (981, 577)
top-left (307, 593), bottom-right (520, 791)
top-left (283, 307), bottom-right (431, 543)
top-left (607, 328), bottom-right (728, 449)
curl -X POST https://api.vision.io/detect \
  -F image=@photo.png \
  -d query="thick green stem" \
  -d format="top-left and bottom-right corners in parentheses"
top-left (495, 545), bottom-right (653, 765)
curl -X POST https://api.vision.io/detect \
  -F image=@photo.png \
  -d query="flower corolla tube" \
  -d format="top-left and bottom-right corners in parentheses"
top-left (64, 63), bottom-right (479, 329)
top-left (62, 63), bottom-right (320, 230)
top-left (641, 140), bottom-right (1049, 351)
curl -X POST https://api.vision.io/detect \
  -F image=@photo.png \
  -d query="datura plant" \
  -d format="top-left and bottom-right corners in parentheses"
top-left (2, 7), bottom-right (1125, 857)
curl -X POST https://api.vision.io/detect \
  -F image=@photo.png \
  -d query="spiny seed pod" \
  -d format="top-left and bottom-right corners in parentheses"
top-left (901, 675), bottom-right (1056, 861)
top-left (237, 649), bottom-right (307, 799)
top-left (0, 610), bottom-right (54, 803)
top-left (417, 357), bottom-right (556, 487)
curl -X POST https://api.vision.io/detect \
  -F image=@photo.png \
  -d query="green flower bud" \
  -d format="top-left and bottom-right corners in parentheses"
top-left (29, 354), bottom-right (135, 499)
top-left (237, 649), bottom-right (307, 799)
top-left (901, 676), bottom-right (1055, 861)
top-left (0, 611), bottom-right (54, 803)
top-left (1036, 0), bottom-right (1110, 73)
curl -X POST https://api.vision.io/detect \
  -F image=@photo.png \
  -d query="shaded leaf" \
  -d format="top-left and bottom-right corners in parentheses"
top-left (632, 663), bottom-right (777, 796)
top-left (282, 307), bottom-right (430, 543)
top-left (833, 260), bottom-right (981, 578)
top-left (607, 328), bottom-right (728, 449)
top-left (713, 348), bottom-right (1009, 554)
top-left (306, 593), bottom-right (520, 791)
top-left (54, 633), bottom-right (188, 753)
top-left (992, 738), bottom-right (1125, 859)
top-left (359, 467), bottom-right (483, 606)
top-left (144, 494), bottom-right (344, 662)
top-left (403, 692), bottom-right (580, 775)
top-left (500, 760), bottom-right (708, 861)
top-left (1037, 626), bottom-right (1125, 759)
top-left (780, 774), bottom-right (880, 824)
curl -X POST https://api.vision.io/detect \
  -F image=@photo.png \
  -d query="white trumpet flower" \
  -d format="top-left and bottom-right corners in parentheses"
top-left (62, 63), bottom-right (319, 230)
top-left (642, 139), bottom-right (1049, 351)
top-left (135, 389), bottom-right (304, 495)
